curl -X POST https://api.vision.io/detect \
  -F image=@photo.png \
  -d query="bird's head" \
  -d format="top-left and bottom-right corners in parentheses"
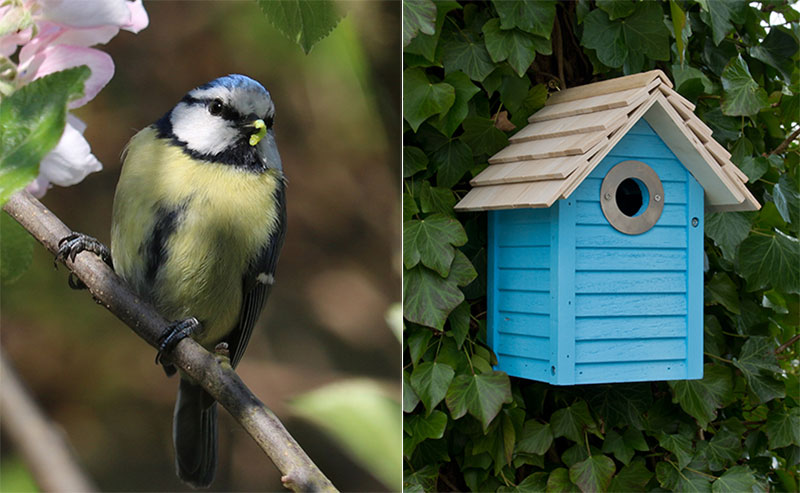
top-left (157, 74), bottom-right (281, 172)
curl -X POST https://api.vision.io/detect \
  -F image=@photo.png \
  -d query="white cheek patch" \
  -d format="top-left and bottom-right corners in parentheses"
top-left (170, 102), bottom-right (239, 155)
top-left (256, 273), bottom-right (274, 285)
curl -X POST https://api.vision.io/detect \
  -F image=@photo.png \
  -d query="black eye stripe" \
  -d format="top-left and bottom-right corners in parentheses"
top-left (180, 95), bottom-right (273, 124)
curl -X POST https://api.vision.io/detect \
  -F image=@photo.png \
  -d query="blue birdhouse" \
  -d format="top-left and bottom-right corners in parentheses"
top-left (454, 71), bottom-right (760, 385)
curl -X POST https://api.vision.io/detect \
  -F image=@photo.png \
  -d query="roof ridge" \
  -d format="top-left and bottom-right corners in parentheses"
top-left (545, 70), bottom-right (672, 106)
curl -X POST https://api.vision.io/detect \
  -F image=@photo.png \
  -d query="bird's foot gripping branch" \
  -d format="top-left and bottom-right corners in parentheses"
top-left (2, 190), bottom-right (338, 493)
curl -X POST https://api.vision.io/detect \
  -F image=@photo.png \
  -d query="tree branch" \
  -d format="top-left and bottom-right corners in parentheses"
top-left (776, 333), bottom-right (800, 354)
top-left (767, 127), bottom-right (800, 156)
top-left (2, 190), bottom-right (337, 493)
top-left (0, 350), bottom-right (97, 492)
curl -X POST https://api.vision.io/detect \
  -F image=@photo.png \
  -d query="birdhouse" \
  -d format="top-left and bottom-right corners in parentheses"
top-left (455, 71), bottom-right (759, 385)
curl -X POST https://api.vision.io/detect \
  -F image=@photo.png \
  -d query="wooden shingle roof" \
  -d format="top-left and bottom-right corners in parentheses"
top-left (454, 70), bottom-right (760, 212)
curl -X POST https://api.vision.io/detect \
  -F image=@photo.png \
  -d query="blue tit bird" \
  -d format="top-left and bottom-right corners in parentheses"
top-left (57, 74), bottom-right (286, 488)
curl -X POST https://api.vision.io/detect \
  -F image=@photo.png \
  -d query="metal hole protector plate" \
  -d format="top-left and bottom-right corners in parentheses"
top-left (600, 160), bottom-right (665, 235)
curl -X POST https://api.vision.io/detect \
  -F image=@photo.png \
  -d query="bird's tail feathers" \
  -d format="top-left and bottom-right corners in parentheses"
top-left (174, 378), bottom-right (217, 488)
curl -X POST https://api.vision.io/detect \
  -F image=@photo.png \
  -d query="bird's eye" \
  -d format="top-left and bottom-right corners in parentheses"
top-left (208, 99), bottom-right (224, 116)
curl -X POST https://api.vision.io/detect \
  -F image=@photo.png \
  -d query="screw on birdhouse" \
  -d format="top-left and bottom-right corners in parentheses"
top-left (692, 217), bottom-right (699, 227)
top-left (654, 194), bottom-right (662, 202)
top-left (550, 366), bottom-right (556, 375)
top-left (604, 192), bottom-right (612, 200)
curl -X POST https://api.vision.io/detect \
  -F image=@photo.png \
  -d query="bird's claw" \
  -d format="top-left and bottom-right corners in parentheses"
top-left (155, 317), bottom-right (201, 365)
top-left (55, 232), bottom-right (113, 269)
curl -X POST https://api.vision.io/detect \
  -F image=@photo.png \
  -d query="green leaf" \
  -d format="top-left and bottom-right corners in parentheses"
top-left (656, 461), bottom-right (712, 492)
top-left (405, 1), bottom-right (461, 62)
top-left (749, 27), bottom-right (799, 82)
top-left (419, 181), bottom-right (457, 217)
top-left (0, 66), bottom-right (89, 205)
top-left (482, 18), bottom-right (546, 77)
top-left (705, 272), bottom-right (740, 315)
top-left (433, 138), bottom-right (474, 188)
top-left (403, 251), bottom-right (476, 330)
top-left (737, 230), bottom-right (800, 294)
top-left (403, 370), bottom-right (420, 413)
top-left (403, 213), bottom-right (467, 277)
top-left (765, 407), bottom-right (800, 449)
top-left (403, 409), bottom-right (448, 458)
top-left (720, 55), bottom-right (769, 117)
top-left (445, 371), bottom-right (512, 432)
top-left (711, 465), bottom-right (758, 493)
top-left (290, 379), bottom-right (401, 488)
top-left (732, 336), bottom-right (785, 403)
top-left (257, 0), bottom-right (343, 54)
top-left (658, 433), bottom-right (693, 469)
top-left (460, 117), bottom-right (509, 157)
top-left (669, 0), bottom-right (688, 64)
top-left (582, 2), bottom-right (670, 69)
top-left (773, 174), bottom-right (799, 226)
top-left (700, 430), bottom-right (741, 471)
top-left (403, 465), bottom-right (439, 492)
top-left (705, 211), bottom-right (753, 261)
top-left (491, 0), bottom-right (556, 39)
top-left (447, 300), bottom-right (470, 349)
top-left (737, 155), bottom-right (770, 182)
top-left (513, 472), bottom-right (548, 492)
top-left (669, 364), bottom-right (734, 429)
top-left (403, 146), bottom-right (428, 178)
top-left (609, 459), bottom-right (653, 492)
top-left (434, 72), bottom-right (480, 138)
top-left (547, 468), bottom-right (580, 492)
top-left (516, 420), bottom-right (554, 455)
top-left (402, 0), bottom-right (436, 47)
top-left (0, 212), bottom-right (33, 285)
top-left (410, 362), bottom-right (455, 415)
top-left (441, 35), bottom-right (495, 82)
top-left (551, 401), bottom-right (596, 443)
top-left (585, 384), bottom-right (652, 429)
top-left (407, 327), bottom-right (433, 366)
top-left (403, 68), bottom-right (456, 132)
top-left (699, 0), bottom-right (747, 46)
top-left (569, 455), bottom-right (615, 493)
top-left (596, 0), bottom-right (635, 20)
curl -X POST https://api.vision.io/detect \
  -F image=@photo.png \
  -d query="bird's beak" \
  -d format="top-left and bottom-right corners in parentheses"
top-left (248, 119), bottom-right (267, 147)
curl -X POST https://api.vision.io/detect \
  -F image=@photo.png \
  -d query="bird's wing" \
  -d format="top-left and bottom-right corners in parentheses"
top-left (228, 180), bottom-right (287, 368)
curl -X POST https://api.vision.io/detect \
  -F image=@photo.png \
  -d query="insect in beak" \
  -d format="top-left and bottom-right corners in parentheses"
top-left (248, 119), bottom-right (267, 146)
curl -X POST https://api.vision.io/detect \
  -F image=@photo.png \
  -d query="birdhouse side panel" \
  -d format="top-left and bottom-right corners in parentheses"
top-left (489, 208), bottom-right (553, 382)
top-left (569, 119), bottom-right (700, 384)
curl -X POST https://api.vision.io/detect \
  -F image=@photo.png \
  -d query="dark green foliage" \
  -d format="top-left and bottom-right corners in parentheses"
top-left (403, 1), bottom-right (799, 491)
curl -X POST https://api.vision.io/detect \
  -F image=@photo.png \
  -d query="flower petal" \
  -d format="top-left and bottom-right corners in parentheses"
top-left (39, 0), bottom-right (131, 29)
top-left (38, 115), bottom-right (103, 188)
top-left (19, 45), bottom-right (114, 108)
top-left (122, 0), bottom-right (149, 33)
top-left (26, 175), bottom-right (51, 198)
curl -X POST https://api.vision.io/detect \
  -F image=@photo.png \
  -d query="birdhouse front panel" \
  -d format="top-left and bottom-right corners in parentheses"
top-left (461, 70), bottom-right (760, 386)
top-left (488, 119), bottom-right (705, 385)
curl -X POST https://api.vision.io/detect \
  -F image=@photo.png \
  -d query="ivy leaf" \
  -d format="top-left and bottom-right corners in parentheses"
top-left (602, 429), bottom-right (635, 465)
top-left (403, 251), bottom-right (476, 330)
top-left (582, 2), bottom-right (669, 69)
top-left (257, 0), bottom-right (343, 54)
top-left (482, 18), bottom-right (545, 77)
top-left (585, 383), bottom-right (652, 429)
top-left (700, 430), bottom-right (741, 471)
top-left (732, 336), bottom-right (785, 403)
top-left (402, 0), bottom-right (436, 47)
top-left (447, 300), bottom-right (470, 349)
top-left (656, 461), bottom-right (712, 492)
top-left (407, 327), bottom-right (433, 366)
top-left (711, 465), bottom-right (758, 493)
top-left (551, 401), bottom-right (597, 443)
top-left (749, 27), bottom-right (798, 82)
top-left (403, 68), bottom-right (456, 132)
top-left (491, 0), bottom-right (556, 39)
top-left (698, 0), bottom-right (747, 46)
top-left (403, 464), bottom-right (439, 492)
top-left (403, 213), bottom-right (467, 277)
top-left (737, 155), bottom-right (773, 182)
top-left (596, 0), bottom-right (636, 20)
top-left (0, 213), bottom-right (33, 285)
top-left (405, 1), bottom-right (461, 61)
top-left (609, 459), bottom-right (653, 492)
top-left (445, 371), bottom-right (512, 432)
top-left (404, 146), bottom-right (429, 178)
top-left (433, 138), bottom-right (473, 189)
top-left (410, 362), bottom-right (455, 415)
top-left (669, 0), bottom-right (689, 64)
top-left (773, 174), bottom-right (799, 227)
top-left (705, 211), bottom-right (753, 261)
top-left (403, 370), bottom-right (420, 413)
top-left (705, 272), bottom-right (741, 315)
top-left (547, 468), bottom-right (580, 492)
top-left (516, 420), bottom-right (554, 455)
top-left (658, 433), bottom-right (694, 469)
top-left (0, 66), bottom-right (89, 205)
top-left (434, 72), bottom-right (480, 138)
top-left (765, 407), bottom-right (800, 449)
top-left (737, 230), bottom-right (800, 294)
top-left (721, 55), bottom-right (769, 117)
top-left (403, 410), bottom-right (448, 456)
top-left (513, 472), bottom-right (548, 492)
top-left (569, 455), bottom-right (615, 493)
top-left (419, 181), bottom-right (457, 217)
top-left (441, 35), bottom-right (495, 83)
top-left (460, 117), bottom-right (509, 157)
top-left (669, 364), bottom-right (734, 429)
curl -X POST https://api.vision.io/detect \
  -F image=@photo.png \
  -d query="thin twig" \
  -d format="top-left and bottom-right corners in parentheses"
top-left (0, 350), bottom-right (97, 492)
top-left (767, 127), bottom-right (800, 156)
top-left (776, 334), bottom-right (800, 354)
top-left (2, 190), bottom-right (337, 493)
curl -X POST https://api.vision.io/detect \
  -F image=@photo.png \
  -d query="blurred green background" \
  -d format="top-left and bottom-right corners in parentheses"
top-left (0, 1), bottom-right (401, 491)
